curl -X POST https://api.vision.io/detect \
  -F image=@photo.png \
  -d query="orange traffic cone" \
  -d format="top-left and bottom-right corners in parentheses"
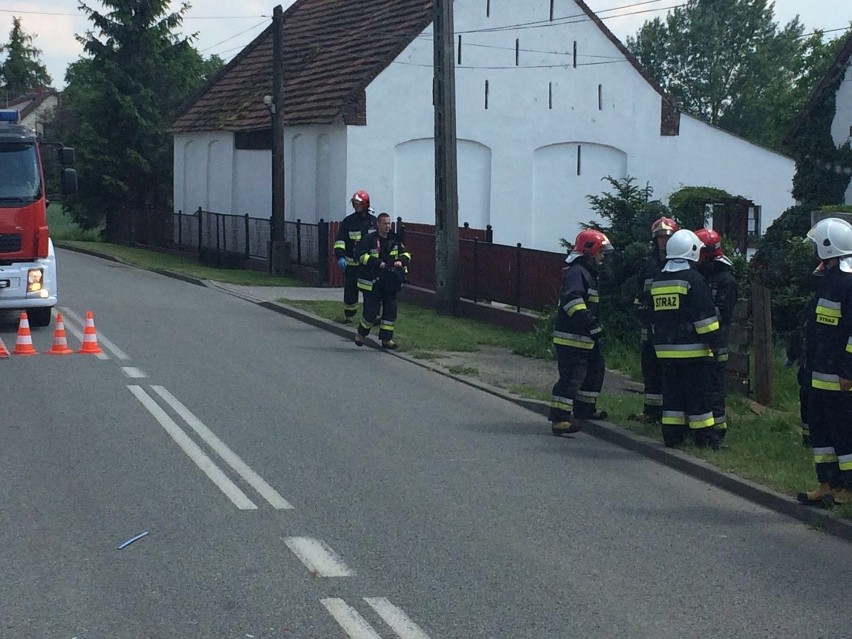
top-left (13, 312), bottom-right (38, 355)
top-left (78, 310), bottom-right (102, 354)
top-left (47, 312), bottom-right (74, 355)
top-left (0, 336), bottom-right (9, 358)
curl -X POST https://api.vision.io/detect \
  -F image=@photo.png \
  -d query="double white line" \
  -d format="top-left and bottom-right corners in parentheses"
top-left (321, 597), bottom-right (432, 639)
top-left (129, 384), bottom-right (293, 510)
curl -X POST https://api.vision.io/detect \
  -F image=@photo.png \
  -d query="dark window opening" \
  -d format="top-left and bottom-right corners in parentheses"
top-left (598, 84), bottom-right (602, 110)
top-left (485, 80), bottom-right (489, 110)
top-left (486, 0), bottom-right (490, 18)
top-left (549, 82), bottom-right (553, 110)
top-left (577, 145), bottom-right (582, 176)
top-left (550, 0), bottom-right (555, 21)
top-left (458, 35), bottom-right (462, 65)
top-left (515, 39), bottom-right (519, 66)
top-left (235, 130), bottom-right (272, 150)
top-left (573, 41), bottom-right (577, 68)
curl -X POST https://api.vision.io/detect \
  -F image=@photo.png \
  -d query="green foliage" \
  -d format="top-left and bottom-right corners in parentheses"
top-left (58, 1), bottom-right (224, 233)
top-left (749, 205), bottom-right (819, 333)
top-left (626, 0), bottom-right (837, 149)
top-left (0, 16), bottom-right (52, 96)
top-left (668, 186), bottom-right (732, 230)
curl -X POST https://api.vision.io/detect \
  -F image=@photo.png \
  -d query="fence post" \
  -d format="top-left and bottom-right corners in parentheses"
top-left (486, 224), bottom-right (493, 243)
top-left (296, 218), bottom-right (302, 265)
top-left (244, 214), bottom-right (250, 260)
top-left (472, 237), bottom-right (479, 303)
top-left (177, 210), bottom-right (182, 248)
top-left (515, 242), bottom-right (522, 312)
top-left (197, 206), bottom-right (203, 259)
top-left (751, 282), bottom-right (773, 406)
top-left (318, 218), bottom-right (329, 284)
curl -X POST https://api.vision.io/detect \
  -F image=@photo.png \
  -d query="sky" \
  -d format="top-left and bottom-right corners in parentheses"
top-left (1, 0), bottom-right (850, 91)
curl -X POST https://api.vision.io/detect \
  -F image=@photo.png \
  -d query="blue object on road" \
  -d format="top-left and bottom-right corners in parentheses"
top-left (117, 531), bottom-right (149, 550)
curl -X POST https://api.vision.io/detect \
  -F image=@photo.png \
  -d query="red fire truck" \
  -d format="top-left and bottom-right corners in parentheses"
top-left (0, 108), bottom-right (77, 327)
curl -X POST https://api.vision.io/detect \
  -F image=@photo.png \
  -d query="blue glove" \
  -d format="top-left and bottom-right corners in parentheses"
top-left (784, 357), bottom-right (793, 369)
top-left (337, 257), bottom-right (347, 270)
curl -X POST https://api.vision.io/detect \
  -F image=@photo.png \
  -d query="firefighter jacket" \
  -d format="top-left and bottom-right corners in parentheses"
top-left (649, 263), bottom-right (724, 360)
top-left (334, 209), bottom-right (378, 266)
top-left (805, 265), bottom-right (852, 392)
top-left (699, 261), bottom-right (739, 362)
top-left (553, 257), bottom-right (603, 350)
top-left (355, 230), bottom-right (411, 293)
top-left (634, 249), bottom-right (666, 342)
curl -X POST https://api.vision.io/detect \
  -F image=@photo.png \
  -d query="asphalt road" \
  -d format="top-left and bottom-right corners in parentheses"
top-left (0, 248), bottom-right (849, 639)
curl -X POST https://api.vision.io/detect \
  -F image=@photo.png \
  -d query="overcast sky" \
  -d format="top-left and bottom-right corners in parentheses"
top-left (1, 0), bottom-right (850, 91)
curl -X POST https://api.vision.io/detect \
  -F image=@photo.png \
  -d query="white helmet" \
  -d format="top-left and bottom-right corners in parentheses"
top-left (806, 217), bottom-right (852, 260)
top-left (665, 229), bottom-right (704, 262)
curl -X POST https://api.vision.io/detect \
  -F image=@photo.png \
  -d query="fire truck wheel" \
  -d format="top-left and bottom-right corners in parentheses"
top-left (28, 307), bottom-right (52, 328)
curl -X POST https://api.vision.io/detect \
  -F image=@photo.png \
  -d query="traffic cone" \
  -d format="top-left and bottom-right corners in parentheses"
top-left (78, 310), bottom-right (103, 354)
top-left (13, 312), bottom-right (38, 355)
top-left (47, 312), bottom-right (74, 355)
top-left (0, 336), bottom-right (9, 358)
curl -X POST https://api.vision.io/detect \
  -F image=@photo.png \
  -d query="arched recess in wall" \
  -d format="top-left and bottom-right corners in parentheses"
top-left (288, 133), bottom-right (303, 221)
top-left (393, 138), bottom-right (492, 228)
top-left (184, 139), bottom-right (206, 214)
top-left (316, 133), bottom-right (332, 220)
top-left (531, 141), bottom-right (626, 251)
top-left (206, 139), bottom-right (230, 213)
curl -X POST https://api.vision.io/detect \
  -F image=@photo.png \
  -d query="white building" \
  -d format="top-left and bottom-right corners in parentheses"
top-left (171, 0), bottom-right (795, 253)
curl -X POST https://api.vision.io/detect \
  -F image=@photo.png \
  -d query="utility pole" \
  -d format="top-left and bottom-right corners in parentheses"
top-left (433, 0), bottom-right (460, 314)
top-left (269, 4), bottom-right (288, 274)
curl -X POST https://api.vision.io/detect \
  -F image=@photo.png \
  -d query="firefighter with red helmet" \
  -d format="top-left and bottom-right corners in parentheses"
top-left (797, 217), bottom-right (852, 507)
top-left (549, 229), bottom-right (613, 436)
top-left (631, 216), bottom-right (679, 424)
top-left (694, 228), bottom-right (739, 442)
top-left (333, 190), bottom-right (378, 322)
top-left (650, 229), bottom-right (725, 449)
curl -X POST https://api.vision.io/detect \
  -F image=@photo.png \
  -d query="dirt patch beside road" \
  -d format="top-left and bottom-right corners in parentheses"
top-left (425, 345), bottom-right (643, 399)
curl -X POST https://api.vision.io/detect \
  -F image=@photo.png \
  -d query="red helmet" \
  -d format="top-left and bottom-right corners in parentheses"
top-left (694, 228), bottom-right (723, 262)
top-left (573, 229), bottom-right (614, 258)
top-left (351, 190), bottom-right (370, 209)
top-left (651, 217), bottom-right (679, 238)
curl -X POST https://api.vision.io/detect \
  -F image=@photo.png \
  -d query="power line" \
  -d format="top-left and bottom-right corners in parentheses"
top-left (0, 9), bottom-right (267, 19)
top-left (200, 20), bottom-right (268, 53)
top-left (392, 59), bottom-right (629, 70)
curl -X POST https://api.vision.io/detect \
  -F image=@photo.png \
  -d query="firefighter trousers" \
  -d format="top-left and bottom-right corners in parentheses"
top-left (660, 359), bottom-right (719, 448)
top-left (807, 391), bottom-right (852, 488)
top-left (640, 338), bottom-right (663, 420)
top-left (708, 359), bottom-right (728, 438)
top-left (549, 343), bottom-right (604, 423)
top-left (343, 267), bottom-right (360, 318)
top-left (358, 286), bottom-right (398, 342)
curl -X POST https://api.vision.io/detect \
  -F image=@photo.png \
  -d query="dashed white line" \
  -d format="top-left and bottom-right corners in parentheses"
top-left (128, 385), bottom-right (257, 510)
top-left (151, 385), bottom-right (293, 510)
top-left (284, 537), bottom-right (355, 577)
top-left (58, 311), bottom-right (108, 360)
top-left (364, 597), bottom-right (431, 639)
top-left (60, 306), bottom-right (128, 360)
top-left (121, 367), bottom-right (147, 378)
top-left (320, 598), bottom-right (382, 639)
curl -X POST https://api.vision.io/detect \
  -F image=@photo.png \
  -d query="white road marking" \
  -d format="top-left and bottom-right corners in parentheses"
top-left (128, 385), bottom-right (257, 510)
top-left (284, 537), bottom-right (355, 577)
top-left (58, 310), bottom-right (108, 360)
top-left (151, 386), bottom-right (293, 510)
top-left (364, 597), bottom-right (431, 639)
top-left (121, 367), bottom-right (147, 378)
top-left (320, 598), bottom-right (382, 639)
top-left (60, 306), bottom-right (128, 360)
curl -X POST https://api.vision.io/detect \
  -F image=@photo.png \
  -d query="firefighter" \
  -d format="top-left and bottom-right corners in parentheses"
top-left (630, 216), bottom-right (679, 424)
top-left (650, 229), bottom-right (725, 449)
top-left (354, 212), bottom-right (411, 350)
top-left (549, 229), bottom-right (613, 436)
top-left (694, 228), bottom-right (739, 442)
top-left (333, 190), bottom-right (378, 323)
top-left (797, 217), bottom-right (852, 507)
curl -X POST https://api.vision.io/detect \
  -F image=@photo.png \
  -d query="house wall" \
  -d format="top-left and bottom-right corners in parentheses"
top-left (346, 0), bottom-right (795, 252)
top-left (831, 62), bottom-right (852, 204)
top-left (287, 124), bottom-right (348, 222)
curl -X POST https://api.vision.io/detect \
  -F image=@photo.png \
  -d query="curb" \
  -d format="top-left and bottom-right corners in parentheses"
top-left (56, 243), bottom-right (852, 542)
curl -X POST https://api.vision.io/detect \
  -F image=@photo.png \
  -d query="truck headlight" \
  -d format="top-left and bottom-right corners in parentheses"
top-left (27, 268), bottom-right (43, 293)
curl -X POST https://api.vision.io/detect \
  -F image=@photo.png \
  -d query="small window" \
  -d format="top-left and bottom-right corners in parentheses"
top-left (486, 0), bottom-right (490, 18)
top-left (458, 35), bottom-right (462, 65)
top-left (748, 206), bottom-right (761, 236)
top-left (577, 145), bottom-right (582, 176)
top-left (485, 80), bottom-right (489, 110)
top-left (598, 84), bottom-right (603, 110)
top-left (549, 82), bottom-right (553, 110)
top-left (550, 0), bottom-right (555, 21)
top-left (573, 41), bottom-right (577, 69)
top-left (515, 39), bottom-right (520, 66)
top-left (235, 130), bottom-right (272, 150)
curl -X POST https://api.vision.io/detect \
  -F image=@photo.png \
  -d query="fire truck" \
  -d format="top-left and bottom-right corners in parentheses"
top-left (0, 108), bottom-right (77, 327)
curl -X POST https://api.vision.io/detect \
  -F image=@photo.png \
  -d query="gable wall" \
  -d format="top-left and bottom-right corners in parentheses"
top-left (832, 62), bottom-right (852, 204)
top-left (347, 0), bottom-right (794, 251)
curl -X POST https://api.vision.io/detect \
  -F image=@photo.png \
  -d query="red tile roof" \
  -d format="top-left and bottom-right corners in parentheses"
top-left (171, 0), bottom-right (433, 132)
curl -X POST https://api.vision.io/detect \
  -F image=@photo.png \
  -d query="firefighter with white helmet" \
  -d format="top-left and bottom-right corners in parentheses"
top-left (333, 190), bottom-right (378, 322)
top-left (631, 216), bottom-right (679, 424)
top-left (649, 229), bottom-right (725, 449)
top-left (797, 217), bottom-right (852, 507)
top-left (549, 229), bottom-right (613, 436)
top-left (694, 228), bottom-right (739, 441)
